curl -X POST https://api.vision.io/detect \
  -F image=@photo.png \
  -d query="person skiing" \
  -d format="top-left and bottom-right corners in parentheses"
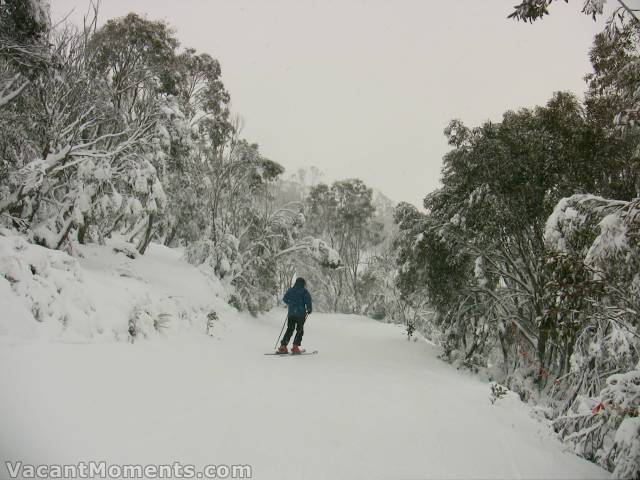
top-left (278, 277), bottom-right (312, 354)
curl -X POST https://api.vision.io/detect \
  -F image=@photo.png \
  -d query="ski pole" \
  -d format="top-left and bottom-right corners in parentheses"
top-left (274, 314), bottom-right (288, 349)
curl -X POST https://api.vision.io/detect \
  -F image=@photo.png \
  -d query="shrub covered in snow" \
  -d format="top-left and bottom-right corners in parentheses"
top-left (0, 229), bottom-right (94, 338)
top-left (553, 365), bottom-right (640, 479)
top-left (0, 230), bottom-right (228, 341)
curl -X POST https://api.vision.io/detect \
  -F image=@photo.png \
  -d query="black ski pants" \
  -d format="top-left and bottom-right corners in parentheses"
top-left (281, 315), bottom-right (306, 346)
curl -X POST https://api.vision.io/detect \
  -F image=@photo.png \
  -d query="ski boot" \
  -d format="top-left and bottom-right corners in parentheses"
top-left (277, 345), bottom-right (288, 354)
top-left (291, 345), bottom-right (303, 355)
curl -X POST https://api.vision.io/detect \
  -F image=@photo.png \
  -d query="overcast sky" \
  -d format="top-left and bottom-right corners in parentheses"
top-left (52, 0), bottom-right (612, 208)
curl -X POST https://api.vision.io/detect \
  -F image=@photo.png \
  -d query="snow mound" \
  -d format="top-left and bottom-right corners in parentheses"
top-left (0, 231), bottom-right (233, 342)
top-left (0, 231), bottom-right (93, 339)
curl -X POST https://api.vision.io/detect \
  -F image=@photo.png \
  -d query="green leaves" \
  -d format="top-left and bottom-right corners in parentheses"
top-left (508, 0), bottom-right (559, 22)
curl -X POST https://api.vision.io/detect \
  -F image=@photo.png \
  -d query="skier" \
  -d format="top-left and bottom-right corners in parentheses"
top-left (278, 277), bottom-right (313, 354)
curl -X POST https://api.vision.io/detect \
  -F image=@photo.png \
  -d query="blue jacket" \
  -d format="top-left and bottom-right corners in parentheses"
top-left (283, 281), bottom-right (312, 317)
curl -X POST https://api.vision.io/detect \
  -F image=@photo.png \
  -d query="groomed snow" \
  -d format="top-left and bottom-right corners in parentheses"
top-left (0, 241), bottom-right (610, 479)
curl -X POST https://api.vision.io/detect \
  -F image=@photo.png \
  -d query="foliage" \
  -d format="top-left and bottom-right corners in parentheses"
top-left (490, 383), bottom-right (509, 404)
top-left (508, 0), bottom-right (609, 22)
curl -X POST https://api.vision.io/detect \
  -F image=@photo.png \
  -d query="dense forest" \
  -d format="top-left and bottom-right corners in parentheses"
top-left (1, 0), bottom-right (639, 476)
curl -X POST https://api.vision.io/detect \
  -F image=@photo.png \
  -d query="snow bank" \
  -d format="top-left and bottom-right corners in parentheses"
top-left (0, 231), bottom-right (93, 339)
top-left (0, 230), bottom-right (233, 342)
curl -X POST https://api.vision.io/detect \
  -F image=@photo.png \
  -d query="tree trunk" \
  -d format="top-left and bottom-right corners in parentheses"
top-left (164, 223), bottom-right (178, 247)
top-left (77, 221), bottom-right (88, 244)
top-left (137, 213), bottom-right (155, 255)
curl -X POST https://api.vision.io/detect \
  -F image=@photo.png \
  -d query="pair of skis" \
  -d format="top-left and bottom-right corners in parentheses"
top-left (264, 350), bottom-right (318, 356)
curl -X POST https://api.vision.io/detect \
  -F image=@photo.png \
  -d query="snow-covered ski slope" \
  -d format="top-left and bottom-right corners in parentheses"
top-left (0, 241), bottom-right (609, 479)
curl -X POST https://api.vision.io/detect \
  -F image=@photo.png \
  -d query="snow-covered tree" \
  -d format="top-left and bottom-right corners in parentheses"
top-left (304, 179), bottom-right (383, 312)
top-left (545, 194), bottom-right (639, 391)
top-left (0, 18), bottom-right (159, 252)
top-left (0, 0), bottom-right (51, 107)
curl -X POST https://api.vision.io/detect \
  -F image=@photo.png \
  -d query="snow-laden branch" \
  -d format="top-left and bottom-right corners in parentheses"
top-left (0, 74), bottom-right (30, 107)
top-left (274, 236), bottom-right (342, 269)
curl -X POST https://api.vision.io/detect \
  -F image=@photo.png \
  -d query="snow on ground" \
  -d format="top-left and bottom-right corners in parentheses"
top-left (0, 239), bottom-right (610, 479)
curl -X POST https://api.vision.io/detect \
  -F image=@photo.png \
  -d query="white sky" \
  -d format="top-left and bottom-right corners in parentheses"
top-left (52, 0), bottom-right (613, 208)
